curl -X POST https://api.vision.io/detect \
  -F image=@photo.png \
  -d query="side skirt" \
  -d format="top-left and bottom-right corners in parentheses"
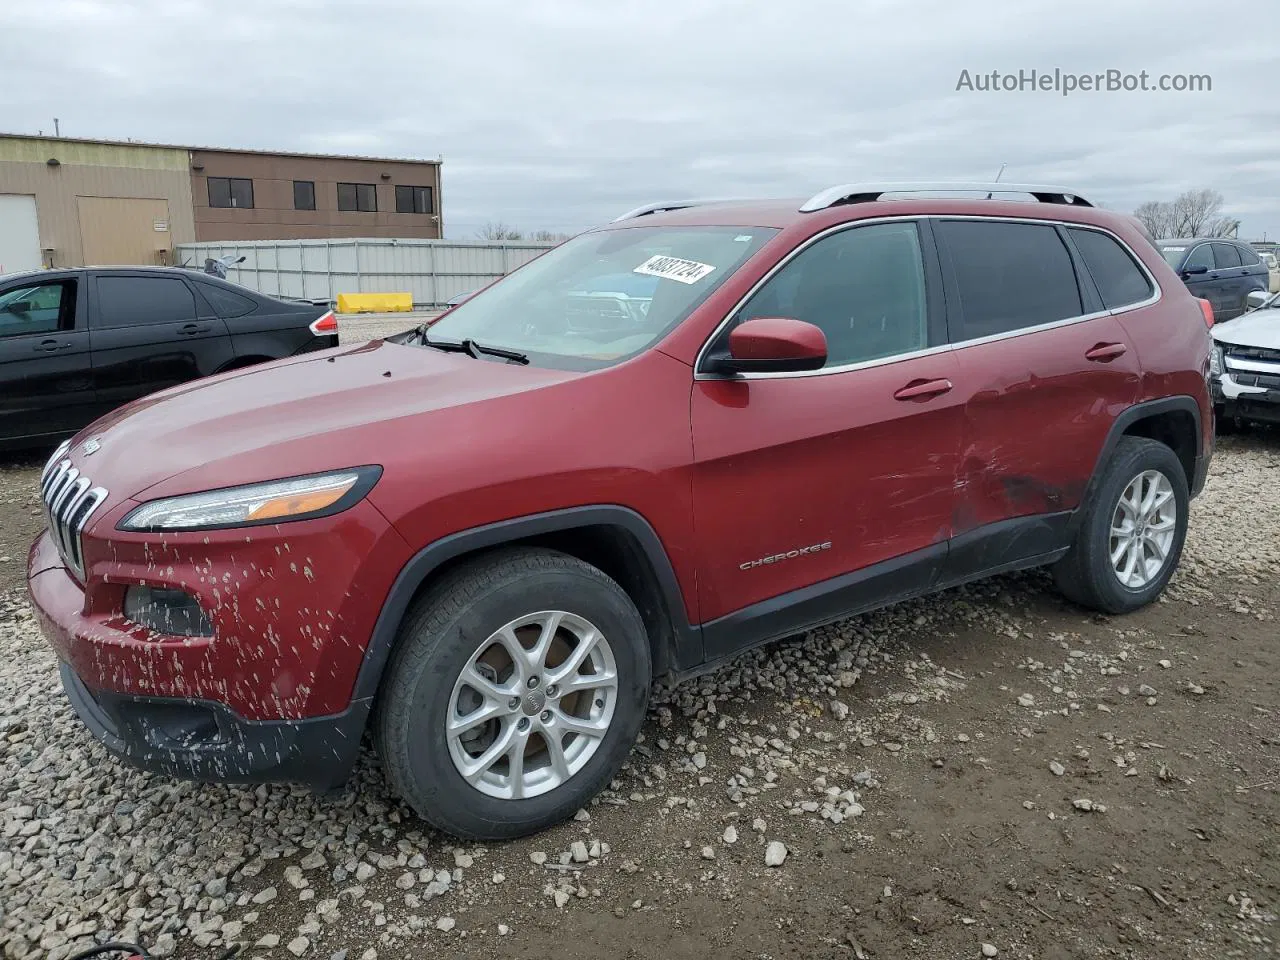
top-left (689, 511), bottom-right (1075, 680)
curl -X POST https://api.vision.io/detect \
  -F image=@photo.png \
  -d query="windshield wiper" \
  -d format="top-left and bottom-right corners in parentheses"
top-left (420, 334), bottom-right (529, 364)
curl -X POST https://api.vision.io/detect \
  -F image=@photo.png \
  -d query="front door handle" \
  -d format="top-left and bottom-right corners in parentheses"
top-left (1085, 342), bottom-right (1127, 363)
top-left (32, 339), bottom-right (68, 353)
top-left (893, 378), bottom-right (953, 401)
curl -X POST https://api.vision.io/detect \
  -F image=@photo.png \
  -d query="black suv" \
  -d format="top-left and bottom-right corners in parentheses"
top-left (0, 267), bottom-right (338, 451)
top-left (1158, 238), bottom-right (1269, 322)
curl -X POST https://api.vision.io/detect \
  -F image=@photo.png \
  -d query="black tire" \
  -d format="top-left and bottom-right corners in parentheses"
top-left (375, 547), bottom-right (651, 840)
top-left (1052, 437), bottom-right (1189, 615)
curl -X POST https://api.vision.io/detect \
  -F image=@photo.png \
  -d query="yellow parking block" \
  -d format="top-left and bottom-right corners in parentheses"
top-left (336, 292), bottom-right (414, 313)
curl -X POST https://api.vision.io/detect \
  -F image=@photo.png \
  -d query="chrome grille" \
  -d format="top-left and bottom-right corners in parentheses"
top-left (40, 457), bottom-right (108, 578)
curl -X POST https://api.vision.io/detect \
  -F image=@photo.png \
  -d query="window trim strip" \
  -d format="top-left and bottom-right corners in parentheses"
top-left (693, 213), bottom-right (1162, 382)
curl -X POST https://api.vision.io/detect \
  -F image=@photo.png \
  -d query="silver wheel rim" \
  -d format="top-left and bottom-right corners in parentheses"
top-left (446, 611), bottom-right (618, 800)
top-left (1109, 469), bottom-right (1177, 589)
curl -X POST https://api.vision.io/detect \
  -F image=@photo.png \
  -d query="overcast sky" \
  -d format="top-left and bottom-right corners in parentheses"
top-left (3, 0), bottom-right (1279, 239)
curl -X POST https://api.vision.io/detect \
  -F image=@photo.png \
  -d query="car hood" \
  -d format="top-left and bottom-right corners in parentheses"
top-left (69, 339), bottom-right (579, 504)
top-left (1213, 311), bottom-right (1280, 350)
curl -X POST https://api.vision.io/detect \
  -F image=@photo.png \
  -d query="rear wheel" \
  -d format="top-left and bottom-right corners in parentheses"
top-left (1052, 437), bottom-right (1188, 614)
top-left (375, 548), bottom-right (650, 839)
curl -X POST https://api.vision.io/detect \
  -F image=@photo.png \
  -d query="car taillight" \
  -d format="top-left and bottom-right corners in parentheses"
top-left (1196, 298), bottom-right (1214, 328)
top-left (309, 310), bottom-right (338, 335)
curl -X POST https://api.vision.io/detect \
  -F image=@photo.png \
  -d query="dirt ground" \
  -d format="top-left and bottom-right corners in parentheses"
top-left (1, 429), bottom-right (1276, 960)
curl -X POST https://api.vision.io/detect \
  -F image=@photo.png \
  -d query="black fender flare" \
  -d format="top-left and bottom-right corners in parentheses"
top-left (349, 505), bottom-right (701, 708)
top-left (1072, 395), bottom-right (1206, 535)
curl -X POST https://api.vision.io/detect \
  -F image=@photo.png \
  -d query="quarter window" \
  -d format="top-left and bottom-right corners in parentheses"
top-left (338, 182), bottom-right (377, 212)
top-left (1067, 227), bottom-right (1154, 310)
top-left (0, 281), bottom-right (73, 338)
top-left (198, 282), bottom-right (256, 318)
top-left (731, 221), bottom-right (929, 368)
top-left (96, 276), bottom-right (198, 328)
top-left (395, 184), bottom-right (434, 214)
top-left (293, 180), bottom-right (316, 211)
top-left (1238, 246), bottom-right (1263, 266)
top-left (937, 220), bottom-right (1082, 339)
top-left (207, 177), bottom-right (254, 209)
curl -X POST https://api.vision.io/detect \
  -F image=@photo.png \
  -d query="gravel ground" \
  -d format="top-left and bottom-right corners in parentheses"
top-left (1, 430), bottom-right (1277, 960)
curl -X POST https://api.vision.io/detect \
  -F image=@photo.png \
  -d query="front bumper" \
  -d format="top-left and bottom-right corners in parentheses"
top-left (57, 661), bottom-right (368, 791)
top-left (1213, 374), bottom-right (1280, 424)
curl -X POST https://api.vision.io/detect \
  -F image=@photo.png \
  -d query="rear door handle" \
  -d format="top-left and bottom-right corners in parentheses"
top-left (893, 378), bottom-right (953, 401)
top-left (1085, 342), bottom-right (1127, 363)
top-left (179, 322), bottom-right (211, 336)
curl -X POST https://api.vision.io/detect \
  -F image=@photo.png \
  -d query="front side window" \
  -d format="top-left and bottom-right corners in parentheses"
top-left (0, 281), bottom-right (73, 338)
top-left (95, 276), bottom-right (198, 328)
top-left (426, 226), bottom-right (777, 370)
top-left (937, 220), bottom-right (1082, 340)
top-left (208, 177), bottom-right (254, 209)
top-left (1067, 227), bottom-right (1154, 310)
top-left (727, 221), bottom-right (928, 368)
top-left (1182, 244), bottom-right (1214, 272)
top-left (395, 185), bottom-right (433, 214)
top-left (338, 183), bottom-right (377, 212)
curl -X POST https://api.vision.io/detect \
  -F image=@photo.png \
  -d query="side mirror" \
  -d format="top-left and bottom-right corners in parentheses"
top-left (7, 299), bottom-right (30, 315)
top-left (1182, 264), bottom-right (1210, 277)
top-left (1246, 290), bottom-right (1274, 311)
top-left (709, 317), bottom-right (827, 375)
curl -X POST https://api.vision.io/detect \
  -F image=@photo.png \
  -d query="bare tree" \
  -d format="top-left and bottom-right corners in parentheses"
top-left (475, 222), bottom-right (525, 241)
top-left (1133, 200), bottom-right (1174, 239)
top-left (1134, 189), bottom-right (1239, 239)
top-left (530, 230), bottom-right (573, 242)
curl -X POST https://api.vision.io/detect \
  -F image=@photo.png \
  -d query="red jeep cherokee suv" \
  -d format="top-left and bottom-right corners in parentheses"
top-left (28, 183), bottom-right (1214, 839)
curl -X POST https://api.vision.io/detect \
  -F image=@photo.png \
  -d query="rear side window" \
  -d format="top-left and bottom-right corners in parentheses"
top-left (1239, 246), bottom-right (1262, 266)
top-left (1067, 227), bottom-right (1154, 309)
top-left (96, 276), bottom-right (198, 328)
top-left (1213, 243), bottom-right (1242, 268)
top-left (936, 220), bottom-right (1082, 340)
top-left (198, 283), bottom-right (257, 318)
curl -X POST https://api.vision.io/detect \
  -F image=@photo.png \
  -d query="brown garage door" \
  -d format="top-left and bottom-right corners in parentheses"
top-left (77, 196), bottom-right (173, 266)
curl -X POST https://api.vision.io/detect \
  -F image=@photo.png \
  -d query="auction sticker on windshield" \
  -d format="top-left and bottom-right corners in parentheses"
top-left (634, 255), bottom-right (716, 284)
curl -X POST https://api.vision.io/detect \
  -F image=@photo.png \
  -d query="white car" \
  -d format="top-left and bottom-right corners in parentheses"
top-left (1211, 289), bottom-right (1280, 428)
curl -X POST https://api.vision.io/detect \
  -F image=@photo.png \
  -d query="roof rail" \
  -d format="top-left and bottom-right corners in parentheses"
top-left (611, 200), bottom-right (721, 222)
top-left (799, 181), bottom-right (1094, 213)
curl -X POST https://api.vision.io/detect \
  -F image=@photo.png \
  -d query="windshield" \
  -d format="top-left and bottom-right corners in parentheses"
top-left (1159, 244), bottom-right (1187, 267)
top-left (424, 226), bottom-right (777, 370)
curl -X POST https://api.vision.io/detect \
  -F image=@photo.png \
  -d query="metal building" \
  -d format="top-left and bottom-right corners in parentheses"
top-left (0, 133), bottom-right (443, 270)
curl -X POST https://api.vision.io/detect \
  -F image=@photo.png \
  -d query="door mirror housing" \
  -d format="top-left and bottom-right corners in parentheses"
top-left (1246, 289), bottom-right (1276, 311)
top-left (1181, 264), bottom-right (1210, 277)
top-left (707, 317), bottom-right (827, 375)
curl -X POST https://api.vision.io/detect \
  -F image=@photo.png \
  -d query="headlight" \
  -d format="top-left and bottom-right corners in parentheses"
top-left (118, 466), bottom-right (381, 532)
top-left (1209, 345), bottom-right (1224, 377)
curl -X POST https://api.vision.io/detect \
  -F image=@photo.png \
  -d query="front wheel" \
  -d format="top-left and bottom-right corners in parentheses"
top-left (375, 548), bottom-right (651, 840)
top-left (1052, 437), bottom-right (1189, 615)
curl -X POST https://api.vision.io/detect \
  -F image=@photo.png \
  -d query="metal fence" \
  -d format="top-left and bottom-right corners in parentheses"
top-left (174, 237), bottom-right (559, 307)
